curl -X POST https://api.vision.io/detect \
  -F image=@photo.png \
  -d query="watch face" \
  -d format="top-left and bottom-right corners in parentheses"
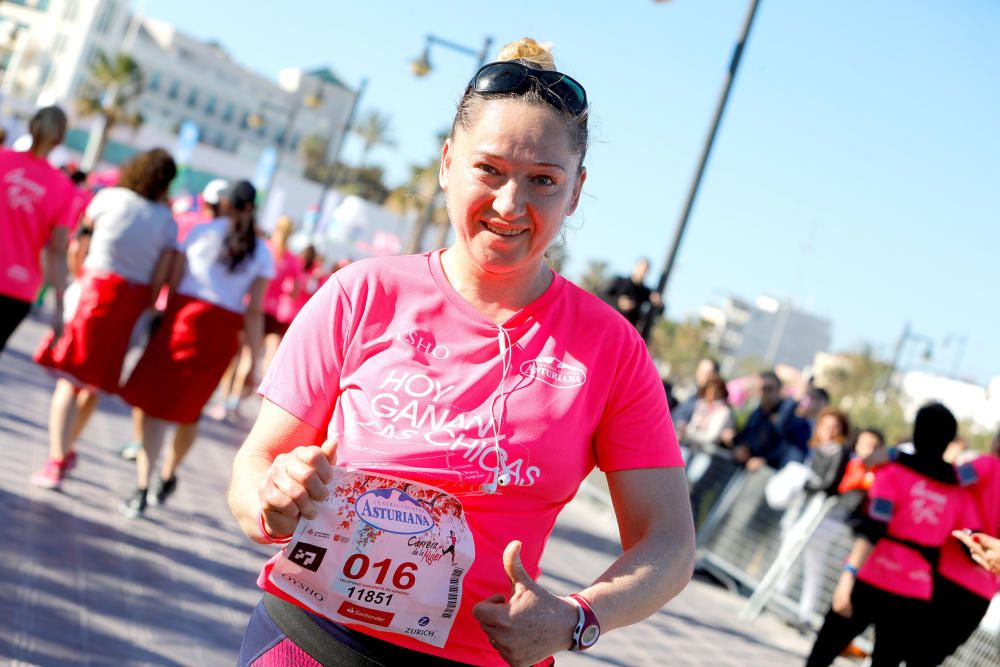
top-left (581, 625), bottom-right (600, 647)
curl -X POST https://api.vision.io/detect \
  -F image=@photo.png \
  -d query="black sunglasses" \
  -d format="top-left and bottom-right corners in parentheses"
top-left (469, 61), bottom-right (588, 116)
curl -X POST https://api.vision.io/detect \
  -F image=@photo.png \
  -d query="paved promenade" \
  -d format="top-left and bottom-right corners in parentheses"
top-left (1, 313), bottom-right (817, 666)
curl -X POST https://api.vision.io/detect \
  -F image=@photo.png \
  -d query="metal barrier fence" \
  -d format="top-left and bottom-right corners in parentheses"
top-left (686, 448), bottom-right (1000, 667)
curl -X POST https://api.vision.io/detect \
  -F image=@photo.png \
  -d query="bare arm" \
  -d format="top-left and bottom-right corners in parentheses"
top-left (831, 537), bottom-right (873, 617)
top-left (149, 249), bottom-right (179, 306)
top-left (242, 276), bottom-right (269, 382)
top-left (45, 227), bottom-right (69, 336)
top-left (475, 467), bottom-right (695, 665)
top-left (228, 399), bottom-right (331, 542)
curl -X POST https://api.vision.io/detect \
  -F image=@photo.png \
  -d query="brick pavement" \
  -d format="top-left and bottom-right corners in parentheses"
top-left (1, 313), bottom-right (818, 666)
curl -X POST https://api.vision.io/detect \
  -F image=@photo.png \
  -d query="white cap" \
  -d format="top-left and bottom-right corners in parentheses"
top-left (202, 178), bottom-right (229, 206)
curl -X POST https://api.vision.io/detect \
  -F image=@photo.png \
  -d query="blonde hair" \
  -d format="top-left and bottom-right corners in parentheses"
top-left (496, 38), bottom-right (556, 71)
top-left (450, 37), bottom-right (588, 165)
top-left (270, 215), bottom-right (295, 256)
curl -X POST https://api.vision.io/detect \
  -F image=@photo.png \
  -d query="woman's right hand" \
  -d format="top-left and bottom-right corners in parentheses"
top-left (258, 440), bottom-right (337, 540)
top-left (832, 571), bottom-right (855, 618)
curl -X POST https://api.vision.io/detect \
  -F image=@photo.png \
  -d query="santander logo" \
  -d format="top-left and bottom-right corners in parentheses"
top-left (355, 488), bottom-right (434, 535)
top-left (520, 356), bottom-right (586, 389)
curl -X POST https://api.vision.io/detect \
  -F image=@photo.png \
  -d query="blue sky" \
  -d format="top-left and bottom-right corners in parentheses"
top-left (140, 0), bottom-right (999, 383)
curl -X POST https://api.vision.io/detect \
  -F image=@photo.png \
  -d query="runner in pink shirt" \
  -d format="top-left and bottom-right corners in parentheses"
top-left (0, 106), bottom-right (74, 354)
top-left (228, 37), bottom-right (695, 667)
top-left (805, 403), bottom-right (975, 667)
top-left (923, 430), bottom-right (1000, 664)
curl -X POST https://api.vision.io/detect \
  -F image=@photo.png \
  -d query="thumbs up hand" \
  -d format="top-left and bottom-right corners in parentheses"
top-left (258, 439), bottom-right (338, 541)
top-left (472, 541), bottom-right (579, 666)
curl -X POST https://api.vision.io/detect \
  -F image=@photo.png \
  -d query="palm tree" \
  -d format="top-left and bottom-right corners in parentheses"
top-left (353, 110), bottom-right (395, 171)
top-left (77, 51), bottom-right (144, 171)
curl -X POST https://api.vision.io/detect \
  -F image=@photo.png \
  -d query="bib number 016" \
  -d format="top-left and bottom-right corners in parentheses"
top-left (343, 554), bottom-right (418, 590)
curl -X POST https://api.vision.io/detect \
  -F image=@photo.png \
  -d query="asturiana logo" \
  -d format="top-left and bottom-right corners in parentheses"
top-left (355, 488), bottom-right (434, 535)
top-left (520, 357), bottom-right (586, 389)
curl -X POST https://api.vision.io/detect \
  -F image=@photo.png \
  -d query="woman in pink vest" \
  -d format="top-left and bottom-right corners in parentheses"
top-left (228, 38), bottom-right (695, 667)
top-left (805, 403), bottom-right (977, 667)
top-left (922, 427), bottom-right (1000, 664)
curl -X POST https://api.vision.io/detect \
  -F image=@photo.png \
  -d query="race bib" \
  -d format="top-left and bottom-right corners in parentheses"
top-left (269, 468), bottom-right (475, 647)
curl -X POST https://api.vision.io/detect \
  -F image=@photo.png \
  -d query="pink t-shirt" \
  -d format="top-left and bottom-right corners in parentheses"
top-left (858, 462), bottom-right (974, 600)
top-left (937, 455), bottom-right (1000, 599)
top-left (0, 149), bottom-right (75, 301)
top-left (263, 241), bottom-right (303, 321)
top-left (257, 251), bottom-right (682, 665)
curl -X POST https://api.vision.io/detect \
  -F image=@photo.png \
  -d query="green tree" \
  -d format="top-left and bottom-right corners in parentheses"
top-left (648, 317), bottom-right (713, 382)
top-left (353, 110), bottom-right (395, 171)
top-left (578, 260), bottom-right (610, 296)
top-left (299, 132), bottom-right (331, 183)
top-left (77, 51), bottom-right (144, 171)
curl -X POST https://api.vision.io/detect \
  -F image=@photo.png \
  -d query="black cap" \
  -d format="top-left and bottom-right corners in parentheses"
top-left (222, 180), bottom-right (257, 209)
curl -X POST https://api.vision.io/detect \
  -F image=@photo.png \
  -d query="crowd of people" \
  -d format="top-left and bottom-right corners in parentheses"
top-left (1, 36), bottom-right (998, 666)
top-left (666, 356), bottom-right (1000, 666)
top-left (0, 105), bottom-right (348, 518)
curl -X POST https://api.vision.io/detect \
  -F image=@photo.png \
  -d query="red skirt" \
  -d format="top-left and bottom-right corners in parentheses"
top-left (120, 294), bottom-right (243, 423)
top-left (34, 271), bottom-right (151, 394)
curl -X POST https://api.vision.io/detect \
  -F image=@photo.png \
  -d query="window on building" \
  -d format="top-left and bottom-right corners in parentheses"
top-left (94, 1), bottom-right (116, 35)
top-left (204, 96), bottom-right (216, 116)
top-left (186, 88), bottom-right (198, 108)
top-left (256, 122), bottom-right (267, 138)
top-left (167, 80), bottom-right (179, 100)
top-left (290, 134), bottom-right (301, 151)
top-left (274, 128), bottom-right (286, 147)
top-left (221, 103), bottom-right (234, 123)
top-left (52, 33), bottom-right (68, 54)
top-left (239, 111), bottom-right (250, 130)
top-left (8, 1), bottom-right (51, 10)
top-left (147, 71), bottom-right (161, 92)
top-left (61, 0), bottom-right (78, 21)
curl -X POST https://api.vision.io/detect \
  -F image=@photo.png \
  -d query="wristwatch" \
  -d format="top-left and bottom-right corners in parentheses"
top-left (567, 593), bottom-right (601, 652)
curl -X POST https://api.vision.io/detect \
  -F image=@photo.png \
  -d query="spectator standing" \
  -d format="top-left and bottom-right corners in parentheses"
top-left (0, 107), bottom-right (74, 355)
top-left (30, 149), bottom-right (179, 488)
top-left (732, 371), bottom-right (809, 471)
top-left (672, 357), bottom-right (721, 428)
top-left (118, 180), bottom-right (274, 517)
top-left (604, 257), bottom-right (663, 339)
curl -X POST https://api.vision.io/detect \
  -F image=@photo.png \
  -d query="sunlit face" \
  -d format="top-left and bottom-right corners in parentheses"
top-left (440, 99), bottom-right (586, 281)
top-left (815, 414), bottom-right (844, 444)
top-left (854, 431), bottom-right (883, 459)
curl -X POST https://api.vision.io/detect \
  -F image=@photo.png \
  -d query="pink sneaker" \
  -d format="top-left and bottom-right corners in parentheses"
top-left (63, 450), bottom-right (77, 471)
top-left (31, 458), bottom-right (70, 489)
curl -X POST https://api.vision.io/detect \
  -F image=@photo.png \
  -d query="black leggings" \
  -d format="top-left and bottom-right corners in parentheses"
top-left (805, 580), bottom-right (933, 667)
top-left (921, 575), bottom-right (992, 665)
top-left (0, 294), bottom-right (32, 354)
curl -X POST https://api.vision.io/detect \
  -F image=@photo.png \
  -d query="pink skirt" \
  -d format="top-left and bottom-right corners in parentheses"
top-left (119, 294), bottom-right (243, 423)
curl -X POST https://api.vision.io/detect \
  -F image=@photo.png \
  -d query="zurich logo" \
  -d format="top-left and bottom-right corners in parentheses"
top-left (418, 616), bottom-right (430, 626)
top-left (355, 488), bottom-right (434, 535)
top-left (520, 356), bottom-right (586, 389)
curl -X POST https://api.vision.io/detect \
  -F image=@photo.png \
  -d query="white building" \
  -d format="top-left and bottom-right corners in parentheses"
top-left (898, 371), bottom-right (1000, 433)
top-left (700, 295), bottom-right (832, 375)
top-left (1, 0), bottom-right (356, 175)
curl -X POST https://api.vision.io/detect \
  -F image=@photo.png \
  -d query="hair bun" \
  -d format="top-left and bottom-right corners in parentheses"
top-left (496, 37), bottom-right (556, 71)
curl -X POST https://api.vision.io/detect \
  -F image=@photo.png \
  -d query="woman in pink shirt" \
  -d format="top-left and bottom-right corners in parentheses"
top-left (31, 149), bottom-right (179, 489)
top-left (805, 403), bottom-right (975, 667)
top-left (923, 428), bottom-right (1000, 664)
top-left (228, 38), bottom-right (694, 667)
top-left (0, 106), bottom-right (73, 355)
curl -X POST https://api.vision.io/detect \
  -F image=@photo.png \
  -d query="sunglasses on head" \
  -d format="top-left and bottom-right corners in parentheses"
top-left (469, 61), bottom-right (588, 117)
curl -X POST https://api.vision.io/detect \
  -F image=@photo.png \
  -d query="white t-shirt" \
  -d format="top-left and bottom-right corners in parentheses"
top-left (82, 187), bottom-right (178, 284)
top-left (177, 217), bottom-right (274, 313)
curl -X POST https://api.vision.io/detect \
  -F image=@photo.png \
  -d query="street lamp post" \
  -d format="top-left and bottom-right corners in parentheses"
top-left (404, 34), bottom-right (493, 254)
top-left (315, 77), bottom-right (367, 212)
top-left (879, 322), bottom-right (935, 395)
top-left (248, 86), bottom-right (322, 193)
top-left (654, 0), bottom-right (762, 301)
